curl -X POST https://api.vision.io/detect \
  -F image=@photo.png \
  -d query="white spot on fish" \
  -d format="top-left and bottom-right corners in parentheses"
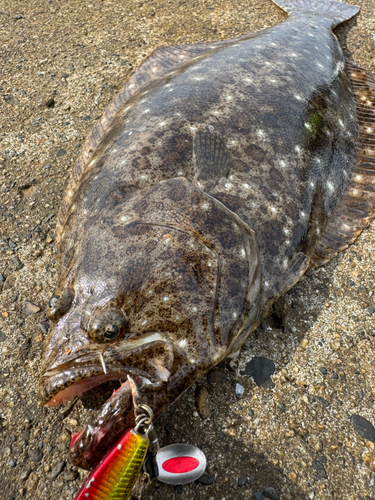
top-left (294, 94), bottom-right (302, 101)
top-left (338, 119), bottom-right (344, 127)
top-left (241, 248), bottom-right (246, 257)
top-left (189, 126), bottom-right (197, 132)
top-left (118, 444), bottom-right (122, 450)
top-left (163, 296), bottom-right (170, 302)
top-left (316, 227), bottom-right (320, 234)
top-left (121, 216), bottom-right (128, 222)
top-left (83, 209), bottom-right (87, 215)
top-left (243, 183), bottom-right (250, 189)
top-left (366, 127), bottom-right (373, 133)
top-left (280, 160), bottom-right (286, 168)
top-left (233, 312), bottom-right (238, 319)
top-left (125, 106), bottom-right (131, 112)
top-left (142, 91), bottom-right (149, 95)
top-left (201, 202), bottom-right (210, 210)
top-left (270, 206), bottom-right (276, 214)
top-left (257, 130), bottom-right (265, 137)
top-left (159, 121), bottom-right (166, 127)
top-left (178, 339), bottom-right (187, 348)
top-left (355, 175), bottom-right (362, 181)
top-left (300, 211), bottom-right (306, 218)
top-left (140, 175), bottom-right (147, 180)
top-left (304, 123), bottom-right (311, 130)
top-left (295, 145), bottom-right (301, 153)
top-left (283, 227), bottom-right (290, 235)
top-left (143, 108), bottom-right (150, 114)
top-left (192, 306), bottom-right (197, 312)
top-left (177, 171), bottom-right (183, 176)
top-left (225, 183), bottom-right (231, 189)
top-left (128, 131), bottom-right (132, 136)
top-left (226, 95), bottom-right (233, 101)
top-left (327, 181), bottom-right (334, 192)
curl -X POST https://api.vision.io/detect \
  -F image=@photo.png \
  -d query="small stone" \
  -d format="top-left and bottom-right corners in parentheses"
top-left (263, 487), bottom-right (280, 500)
top-left (247, 475), bottom-right (256, 482)
top-left (7, 256), bottom-right (23, 271)
top-left (311, 459), bottom-right (327, 479)
top-left (253, 491), bottom-right (264, 500)
top-left (319, 367), bottom-right (328, 375)
top-left (351, 414), bottom-right (375, 443)
top-left (64, 470), bottom-right (79, 481)
top-left (362, 452), bottom-right (375, 472)
top-left (26, 472), bottom-right (39, 492)
top-left (23, 300), bottom-right (41, 316)
top-left (8, 458), bottom-right (16, 467)
top-left (45, 97), bottom-right (55, 108)
top-left (28, 447), bottom-right (43, 462)
top-left (195, 385), bottom-right (210, 419)
top-left (235, 383), bottom-right (245, 396)
top-left (175, 484), bottom-right (183, 494)
top-left (83, 115), bottom-right (92, 121)
top-left (8, 239), bottom-right (17, 249)
top-left (240, 356), bottom-right (275, 388)
top-left (331, 340), bottom-right (341, 350)
top-left (56, 148), bottom-right (67, 157)
top-left (207, 368), bottom-right (226, 384)
top-left (0, 331), bottom-right (6, 342)
top-left (238, 476), bottom-right (246, 487)
top-left (48, 461), bottom-right (66, 479)
top-left (38, 321), bottom-right (49, 335)
top-left (196, 473), bottom-right (215, 485)
top-left (277, 403), bottom-right (286, 412)
top-left (20, 469), bottom-right (31, 480)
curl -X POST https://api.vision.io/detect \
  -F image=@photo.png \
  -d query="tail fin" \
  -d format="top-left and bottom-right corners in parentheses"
top-left (272, 0), bottom-right (360, 28)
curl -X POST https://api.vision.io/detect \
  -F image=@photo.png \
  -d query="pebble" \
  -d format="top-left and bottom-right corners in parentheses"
top-left (23, 300), bottom-right (41, 316)
top-left (20, 469), bottom-right (31, 480)
top-left (319, 367), bottom-right (328, 375)
top-left (238, 476), bottom-right (246, 487)
top-left (83, 115), bottom-right (92, 121)
top-left (196, 473), bottom-right (215, 485)
top-left (64, 470), bottom-right (79, 481)
top-left (26, 472), bottom-right (39, 492)
top-left (311, 458), bottom-right (327, 479)
top-left (8, 458), bottom-right (16, 467)
top-left (195, 385), bottom-right (210, 419)
top-left (351, 414), bottom-right (375, 443)
top-left (247, 475), bottom-right (256, 482)
top-left (28, 447), bottom-right (43, 462)
top-left (253, 491), bottom-right (264, 500)
top-left (175, 484), bottom-right (183, 494)
top-left (207, 367), bottom-right (226, 384)
top-left (263, 487), bottom-right (280, 500)
top-left (0, 331), bottom-right (6, 342)
top-left (49, 461), bottom-right (66, 479)
top-left (240, 356), bottom-right (275, 388)
top-left (7, 256), bottom-right (23, 272)
top-left (38, 321), bottom-right (50, 335)
top-left (8, 239), bottom-right (17, 249)
top-left (56, 148), bottom-right (67, 157)
top-left (235, 383), bottom-right (245, 396)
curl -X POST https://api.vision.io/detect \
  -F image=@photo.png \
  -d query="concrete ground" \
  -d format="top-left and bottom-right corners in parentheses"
top-left (0, 0), bottom-right (375, 499)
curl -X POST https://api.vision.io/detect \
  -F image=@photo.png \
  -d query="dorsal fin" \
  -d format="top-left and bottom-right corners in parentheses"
top-left (193, 128), bottom-right (231, 182)
top-left (55, 33), bottom-right (258, 244)
top-left (309, 60), bottom-right (375, 270)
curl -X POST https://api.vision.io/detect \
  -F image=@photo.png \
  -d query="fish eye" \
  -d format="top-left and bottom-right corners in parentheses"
top-left (47, 288), bottom-right (74, 320)
top-left (48, 295), bottom-right (61, 308)
top-left (103, 325), bottom-right (119, 340)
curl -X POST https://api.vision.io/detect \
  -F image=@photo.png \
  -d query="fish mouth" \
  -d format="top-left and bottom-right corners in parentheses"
top-left (38, 332), bottom-right (174, 407)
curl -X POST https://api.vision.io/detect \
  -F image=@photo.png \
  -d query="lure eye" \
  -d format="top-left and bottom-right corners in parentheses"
top-left (103, 325), bottom-right (119, 340)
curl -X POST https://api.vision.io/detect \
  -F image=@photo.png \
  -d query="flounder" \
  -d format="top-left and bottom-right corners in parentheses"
top-left (39, 0), bottom-right (375, 470)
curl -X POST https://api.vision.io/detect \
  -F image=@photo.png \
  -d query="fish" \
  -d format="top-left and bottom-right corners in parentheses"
top-left (38, 0), bottom-right (375, 471)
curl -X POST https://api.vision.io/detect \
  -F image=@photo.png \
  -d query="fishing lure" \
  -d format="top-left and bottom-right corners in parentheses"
top-left (73, 377), bottom-right (154, 500)
top-left (74, 375), bottom-right (207, 499)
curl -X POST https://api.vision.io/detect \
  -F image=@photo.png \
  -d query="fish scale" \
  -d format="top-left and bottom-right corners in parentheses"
top-left (38, 0), bottom-right (375, 471)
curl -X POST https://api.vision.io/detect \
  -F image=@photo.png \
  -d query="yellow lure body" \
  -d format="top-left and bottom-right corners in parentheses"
top-left (74, 428), bottom-right (149, 500)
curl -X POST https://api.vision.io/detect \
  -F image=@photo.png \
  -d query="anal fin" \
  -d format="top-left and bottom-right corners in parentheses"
top-left (309, 60), bottom-right (375, 270)
top-left (193, 128), bottom-right (231, 182)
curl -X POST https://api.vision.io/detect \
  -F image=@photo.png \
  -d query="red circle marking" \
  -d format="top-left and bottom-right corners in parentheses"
top-left (162, 456), bottom-right (199, 474)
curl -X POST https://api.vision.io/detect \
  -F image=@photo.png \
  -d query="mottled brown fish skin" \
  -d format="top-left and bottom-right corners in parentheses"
top-left (38, 0), bottom-right (371, 469)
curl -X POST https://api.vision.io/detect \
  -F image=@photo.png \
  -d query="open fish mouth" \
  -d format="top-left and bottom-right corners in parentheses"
top-left (38, 332), bottom-right (174, 407)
